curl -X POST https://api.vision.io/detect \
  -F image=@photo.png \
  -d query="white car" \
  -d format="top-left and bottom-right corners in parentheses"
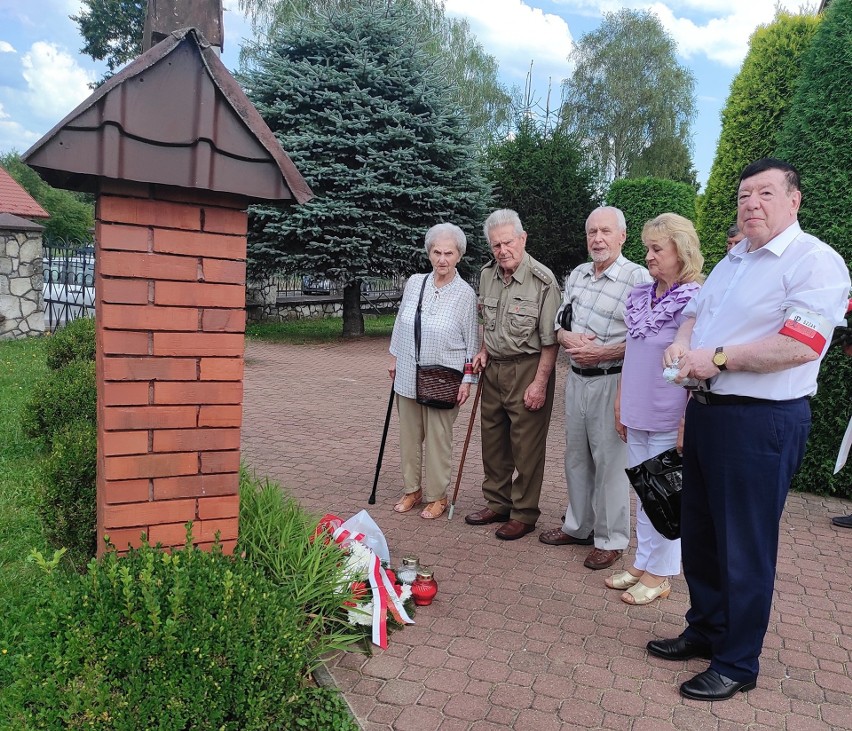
top-left (42, 247), bottom-right (95, 327)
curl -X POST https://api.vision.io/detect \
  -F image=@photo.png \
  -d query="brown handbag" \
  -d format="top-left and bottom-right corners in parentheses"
top-left (414, 275), bottom-right (462, 409)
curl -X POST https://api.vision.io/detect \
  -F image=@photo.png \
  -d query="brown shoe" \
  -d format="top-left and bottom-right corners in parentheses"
top-left (538, 527), bottom-right (594, 546)
top-left (584, 548), bottom-right (622, 570)
top-left (464, 507), bottom-right (510, 525)
top-left (495, 519), bottom-right (535, 540)
top-left (393, 489), bottom-right (422, 513)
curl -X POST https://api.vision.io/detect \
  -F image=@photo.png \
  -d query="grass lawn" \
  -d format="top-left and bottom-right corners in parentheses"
top-left (246, 313), bottom-right (395, 343)
top-left (0, 337), bottom-right (50, 670)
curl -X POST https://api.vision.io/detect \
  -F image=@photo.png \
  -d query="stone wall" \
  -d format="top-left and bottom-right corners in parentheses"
top-left (0, 222), bottom-right (45, 339)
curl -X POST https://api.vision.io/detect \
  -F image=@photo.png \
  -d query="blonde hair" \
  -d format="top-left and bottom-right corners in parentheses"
top-left (641, 213), bottom-right (704, 284)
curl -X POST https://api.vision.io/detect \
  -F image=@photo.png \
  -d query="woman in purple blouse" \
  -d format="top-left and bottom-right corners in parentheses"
top-left (611, 213), bottom-right (704, 604)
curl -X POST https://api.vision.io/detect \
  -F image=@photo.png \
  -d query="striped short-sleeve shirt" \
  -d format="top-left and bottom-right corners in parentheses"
top-left (557, 256), bottom-right (651, 369)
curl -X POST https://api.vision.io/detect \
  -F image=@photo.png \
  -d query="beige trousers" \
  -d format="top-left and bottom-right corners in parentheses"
top-left (397, 394), bottom-right (459, 502)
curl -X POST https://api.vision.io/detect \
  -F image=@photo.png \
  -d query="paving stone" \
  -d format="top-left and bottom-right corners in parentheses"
top-left (243, 339), bottom-right (852, 731)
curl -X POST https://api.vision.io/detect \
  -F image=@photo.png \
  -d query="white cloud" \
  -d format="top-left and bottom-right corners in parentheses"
top-left (0, 41), bottom-right (15, 53)
top-left (445, 0), bottom-right (574, 90)
top-left (0, 102), bottom-right (40, 153)
top-left (551, 0), bottom-right (816, 67)
top-left (20, 41), bottom-right (94, 120)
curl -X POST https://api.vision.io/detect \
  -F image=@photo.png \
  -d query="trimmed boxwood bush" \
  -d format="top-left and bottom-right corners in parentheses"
top-left (605, 177), bottom-right (696, 265)
top-left (21, 358), bottom-right (96, 442)
top-left (21, 316), bottom-right (98, 567)
top-left (45, 315), bottom-right (96, 370)
top-left (38, 421), bottom-right (97, 570)
top-left (776, 0), bottom-right (852, 498)
top-left (4, 536), bottom-right (358, 730)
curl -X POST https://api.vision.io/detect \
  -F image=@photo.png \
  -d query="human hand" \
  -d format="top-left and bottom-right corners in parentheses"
top-left (558, 329), bottom-right (595, 351)
top-left (674, 348), bottom-right (720, 382)
top-left (388, 357), bottom-right (397, 381)
top-left (615, 419), bottom-right (627, 443)
top-left (472, 350), bottom-right (488, 373)
top-left (663, 342), bottom-right (688, 367)
top-left (457, 383), bottom-right (471, 406)
top-left (566, 336), bottom-right (604, 367)
top-left (523, 380), bottom-right (546, 411)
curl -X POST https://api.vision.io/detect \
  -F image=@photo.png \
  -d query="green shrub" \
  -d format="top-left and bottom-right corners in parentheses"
top-left (697, 12), bottom-right (820, 267)
top-left (21, 358), bottom-right (96, 442)
top-left (38, 421), bottom-right (97, 570)
top-left (289, 687), bottom-right (359, 730)
top-left (6, 537), bottom-right (321, 730)
top-left (45, 316), bottom-right (96, 370)
top-left (21, 316), bottom-right (98, 567)
top-left (776, 0), bottom-right (852, 498)
top-left (605, 177), bottom-right (697, 265)
top-left (237, 471), bottom-right (364, 656)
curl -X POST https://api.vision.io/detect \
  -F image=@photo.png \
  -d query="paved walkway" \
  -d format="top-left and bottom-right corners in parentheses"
top-left (242, 337), bottom-right (852, 731)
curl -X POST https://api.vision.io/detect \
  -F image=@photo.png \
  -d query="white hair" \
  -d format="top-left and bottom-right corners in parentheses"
top-left (424, 223), bottom-right (467, 256)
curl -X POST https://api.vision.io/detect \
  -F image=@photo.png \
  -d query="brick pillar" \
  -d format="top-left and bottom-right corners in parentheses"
top-left (95, 182), bottom-right (247, 555)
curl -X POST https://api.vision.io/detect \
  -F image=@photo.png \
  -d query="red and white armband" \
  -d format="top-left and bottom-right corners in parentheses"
top-left (779, 306), bottom-right (835, 354)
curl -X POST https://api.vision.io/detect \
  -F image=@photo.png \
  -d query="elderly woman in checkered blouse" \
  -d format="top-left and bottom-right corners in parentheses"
top-left (388, 223), bottom-right (480, 520)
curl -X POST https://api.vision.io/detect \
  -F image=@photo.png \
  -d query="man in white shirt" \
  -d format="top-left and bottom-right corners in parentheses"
top-left (648, 158), bottom-right (851, 701)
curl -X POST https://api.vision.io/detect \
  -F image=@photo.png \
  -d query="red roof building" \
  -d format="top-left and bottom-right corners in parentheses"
top-left (0, 166), bottom-right (49, 220)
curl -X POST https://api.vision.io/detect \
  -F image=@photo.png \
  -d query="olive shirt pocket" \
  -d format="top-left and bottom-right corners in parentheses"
top-left (506, 297), bottom-right (539, 339)
top-left (481, 297), bottom-right (499, 331)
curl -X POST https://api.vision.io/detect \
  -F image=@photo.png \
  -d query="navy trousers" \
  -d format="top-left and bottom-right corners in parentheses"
top-left (680, 397), bottom-right (811, 682)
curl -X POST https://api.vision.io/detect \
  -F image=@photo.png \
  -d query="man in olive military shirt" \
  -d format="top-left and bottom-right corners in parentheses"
top-left (465, 209), bottom-right (562, 540)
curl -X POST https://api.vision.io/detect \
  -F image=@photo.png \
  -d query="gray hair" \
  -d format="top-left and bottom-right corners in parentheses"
top-left (483, 209), bottom-right (524, 242)
top-left (587, 206), bottom-right (626, 232)
top-left (726, 223), bottom-right (740, 238)
top-left (424, 222), bottom-right (467, 257)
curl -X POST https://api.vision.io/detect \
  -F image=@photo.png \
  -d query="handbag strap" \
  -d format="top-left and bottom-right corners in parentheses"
top-left (414, 274), bottom-right (429, 365)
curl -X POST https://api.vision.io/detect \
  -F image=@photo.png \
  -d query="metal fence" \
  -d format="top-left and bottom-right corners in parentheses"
top-left (42, 238), bottom-right (95, 332)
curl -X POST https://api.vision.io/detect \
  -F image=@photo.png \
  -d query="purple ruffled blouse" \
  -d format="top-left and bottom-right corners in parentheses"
top-left (620, 281), bottom-right (701, 432)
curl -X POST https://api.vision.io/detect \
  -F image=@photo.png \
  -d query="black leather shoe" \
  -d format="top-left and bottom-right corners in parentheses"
top-left (679, 668), bottom-right (756, 701)
top-left (647, 636), bottom-right (712, 661)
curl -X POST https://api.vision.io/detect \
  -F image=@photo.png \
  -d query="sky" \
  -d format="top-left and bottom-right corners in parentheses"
top-left (0, 0), bottom-right (815, 190)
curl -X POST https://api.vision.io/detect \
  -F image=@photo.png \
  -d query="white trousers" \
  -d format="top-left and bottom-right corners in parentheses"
top-left (627, 427), bottom-right (682, 577)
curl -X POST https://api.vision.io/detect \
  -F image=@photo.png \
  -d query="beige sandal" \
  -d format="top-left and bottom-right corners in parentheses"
top-left (420, 498), bottom-right (448, 520)
top-left (606, 569), bottom-right (642, 590)
top-left (621, 578), bottom-right (671, 605)
top-left (393, 489), bottom-right (422, 513)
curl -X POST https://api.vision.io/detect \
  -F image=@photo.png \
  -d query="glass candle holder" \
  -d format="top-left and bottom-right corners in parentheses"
top-left (396, 555), bottom-right (420, 584)
top-left (411, 568), bottom-right (438, 606)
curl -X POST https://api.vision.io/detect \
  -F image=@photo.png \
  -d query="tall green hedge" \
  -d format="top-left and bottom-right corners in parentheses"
top-left (22, 318), bottom-right (98, 568)
top-left (696, 13), bottom-right (820, 268)
top-left (776, 0), bottom-right (852, 498)
top-left (605, 177), bottom-right (696, 265)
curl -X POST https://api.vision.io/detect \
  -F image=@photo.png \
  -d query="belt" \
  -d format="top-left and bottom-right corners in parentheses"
top-left (571, 365), bottom-right (622, 377)
top-left (490, 352), bottom-right (539, 363)
top-left (690, 392), bottom-right (776, 406)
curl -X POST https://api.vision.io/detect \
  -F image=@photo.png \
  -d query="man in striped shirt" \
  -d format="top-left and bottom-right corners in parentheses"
top-left (539, 206), bottom-right (650, 570)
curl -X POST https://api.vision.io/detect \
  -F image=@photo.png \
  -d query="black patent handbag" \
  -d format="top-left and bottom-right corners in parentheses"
top-left (625, 447), bottom-right (682, 540)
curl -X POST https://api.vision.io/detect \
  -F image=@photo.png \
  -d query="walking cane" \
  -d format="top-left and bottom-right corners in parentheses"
top-left (368, 383), bottom-right (396, 505)
top-left (447, 382), bottom-right (482, 520)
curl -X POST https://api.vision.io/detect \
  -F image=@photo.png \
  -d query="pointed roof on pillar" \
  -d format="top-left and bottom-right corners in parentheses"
top-left (22, 28), bottom-right (313, 204)
top-left (0, 166), bottom-right (49, 219)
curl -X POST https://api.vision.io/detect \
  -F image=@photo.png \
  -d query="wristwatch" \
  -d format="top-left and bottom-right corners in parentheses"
top-left (712, 346), bottom-right (728, 371)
